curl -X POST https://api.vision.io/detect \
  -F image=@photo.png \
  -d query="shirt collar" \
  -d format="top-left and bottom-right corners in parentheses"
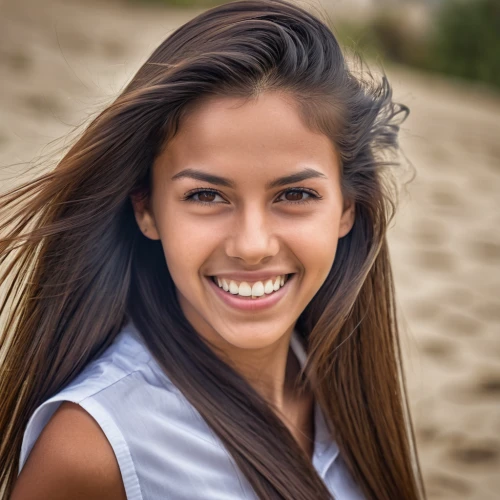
top-left (129, 320), bottom-right (340, 460)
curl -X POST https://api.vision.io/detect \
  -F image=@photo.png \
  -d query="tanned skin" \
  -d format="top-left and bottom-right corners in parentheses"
top-left (11, 402), bottom-right (127, 500)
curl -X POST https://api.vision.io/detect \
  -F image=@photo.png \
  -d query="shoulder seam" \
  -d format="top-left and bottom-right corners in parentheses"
top-left (78, 369), bottom-right (145, 404)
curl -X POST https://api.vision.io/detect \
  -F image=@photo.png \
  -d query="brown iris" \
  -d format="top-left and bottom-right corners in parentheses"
top-left (198, 192), bottom-right (217, 202)
top-left (284, 190), bottom-right (304, 201)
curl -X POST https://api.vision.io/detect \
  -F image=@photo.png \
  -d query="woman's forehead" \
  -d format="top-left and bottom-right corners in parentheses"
top-left (154, 93), bottom-right (340, 184)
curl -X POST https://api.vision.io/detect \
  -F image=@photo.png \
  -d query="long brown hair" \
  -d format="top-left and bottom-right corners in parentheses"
top-left (0, 0), bottom-right (425, 498)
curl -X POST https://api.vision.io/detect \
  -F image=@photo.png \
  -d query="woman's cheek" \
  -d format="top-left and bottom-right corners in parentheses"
top-left (162, 221), bottom-right (217, 275)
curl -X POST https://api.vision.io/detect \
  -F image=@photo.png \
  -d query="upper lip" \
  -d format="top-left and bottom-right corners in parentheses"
top-left (208, 271), bottom-right (294, 282)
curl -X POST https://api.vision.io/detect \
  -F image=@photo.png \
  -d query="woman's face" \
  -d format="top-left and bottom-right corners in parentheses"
top-left (132, 92), bottom-right (354, 351)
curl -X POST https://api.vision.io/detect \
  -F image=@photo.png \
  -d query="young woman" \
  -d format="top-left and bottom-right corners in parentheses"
top-left (0, 0), bottom-right (425, 498)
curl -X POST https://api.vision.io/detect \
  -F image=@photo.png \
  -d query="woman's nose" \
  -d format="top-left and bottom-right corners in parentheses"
top-left (224, 205), bottom-right (280, 265)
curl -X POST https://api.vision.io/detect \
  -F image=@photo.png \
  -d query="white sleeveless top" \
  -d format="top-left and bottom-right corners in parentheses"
top-left (18, 321), bottom-right (364, 499)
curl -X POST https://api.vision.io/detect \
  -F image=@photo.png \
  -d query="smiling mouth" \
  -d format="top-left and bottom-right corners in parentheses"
top-left (209, 273), bottom-right (294, 299)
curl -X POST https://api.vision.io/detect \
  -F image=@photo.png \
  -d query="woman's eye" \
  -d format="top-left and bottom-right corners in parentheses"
top-left (184, 190), bottom-right (226, 205)
top-left (195, 191), bottom-right (217, 203)
top-left (277, 189), bottom-right (319, 204)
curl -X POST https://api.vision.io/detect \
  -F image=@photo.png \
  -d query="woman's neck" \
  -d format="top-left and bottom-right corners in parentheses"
top-left (230, 328), bottom-right (299, 411)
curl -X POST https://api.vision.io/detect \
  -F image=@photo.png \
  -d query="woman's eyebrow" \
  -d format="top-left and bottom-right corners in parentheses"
top-left (171, 167), bottom-right (327, 189)
top-left (268, 168), bottom-right (327, 188)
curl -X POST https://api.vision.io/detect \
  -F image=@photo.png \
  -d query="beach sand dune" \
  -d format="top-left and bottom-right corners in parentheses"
top-left (389, 68), bottom-right (500, 500)
top-left (1, 1), bottom-right (499, 498)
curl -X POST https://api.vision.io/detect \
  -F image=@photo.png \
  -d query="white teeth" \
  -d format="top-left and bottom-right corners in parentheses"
top-left (251, 282), bottom-right (265, 297)
top-left (238, 282), bottom-right (252, 296)
top-left (273, 277), bottom-right (280, 291)
top-left (229, 280), bottom-right (239, 294)
top-left (214, 275), bottom-right (290, 297)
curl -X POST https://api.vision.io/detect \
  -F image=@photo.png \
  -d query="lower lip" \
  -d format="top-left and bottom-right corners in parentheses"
top-left (206, 275), bottom-right (295, 311)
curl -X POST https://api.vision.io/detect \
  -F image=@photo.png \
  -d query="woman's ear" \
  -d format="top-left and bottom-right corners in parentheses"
top-left (338, 197), bottom-right (355, 238)
top-left (129, 192), bottom-right (161, 241)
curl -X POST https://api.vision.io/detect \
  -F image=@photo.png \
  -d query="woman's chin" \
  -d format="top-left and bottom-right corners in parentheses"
top-left (210, 325), bottom-right (293, 352)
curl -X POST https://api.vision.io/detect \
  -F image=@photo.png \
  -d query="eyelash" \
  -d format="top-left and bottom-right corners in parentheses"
top-left (182, 187), bottom-right (322, 207)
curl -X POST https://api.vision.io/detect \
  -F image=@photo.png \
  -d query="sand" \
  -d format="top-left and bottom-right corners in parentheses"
top-left (388, 68), bottom-right (500, 499)
top-left (1, 0), bottom-right (499, 498)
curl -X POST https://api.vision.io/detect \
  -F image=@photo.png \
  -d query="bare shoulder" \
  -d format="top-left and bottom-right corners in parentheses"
top-left (11, 401), bottom-right (127, 500)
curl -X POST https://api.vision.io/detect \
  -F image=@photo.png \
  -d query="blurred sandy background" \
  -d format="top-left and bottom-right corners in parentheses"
top-left (0, 0), bottom-right (499, 498)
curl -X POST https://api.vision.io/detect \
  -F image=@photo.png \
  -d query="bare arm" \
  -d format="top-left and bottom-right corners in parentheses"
top-left (11, 401), bottom-right (127, 500)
